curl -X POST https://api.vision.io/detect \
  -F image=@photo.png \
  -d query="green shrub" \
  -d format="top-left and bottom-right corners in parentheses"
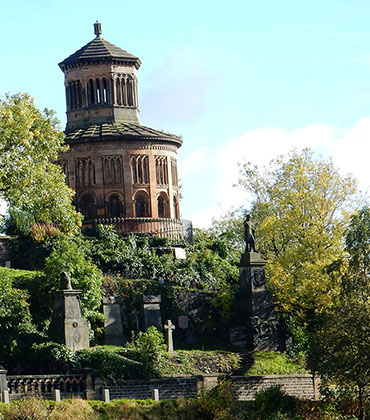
top-left (125, 326), bottom-right (166, 378)
top-left (73, 347), bottom-right (143, 382)
top-left (31, 342), bottom-right (73, 363)
top-left (198, 378), bottom-right (234, 420)
top-left (253, 386), bottom-right (300, 419)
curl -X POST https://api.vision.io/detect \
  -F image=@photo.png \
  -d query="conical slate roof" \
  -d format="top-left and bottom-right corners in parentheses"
top-left (64, 123), bottom-right (183, 147)
top-left (59, 36), bottom-right (141, 70)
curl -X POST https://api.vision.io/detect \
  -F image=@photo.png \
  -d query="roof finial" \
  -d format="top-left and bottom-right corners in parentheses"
top-left (94, 21), bottom-right (102, 37)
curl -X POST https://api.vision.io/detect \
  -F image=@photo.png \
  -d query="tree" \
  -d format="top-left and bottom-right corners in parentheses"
top-left (43, 233), bottom-right (103, 322)
top-left (0, 273), bottom-right (34, 362)
top-left (238, 149), bottom-right (358, 325)
top-left (0, 93), bottom-right (81, 236)
top-left (309, 207), bottom-right (370, 420)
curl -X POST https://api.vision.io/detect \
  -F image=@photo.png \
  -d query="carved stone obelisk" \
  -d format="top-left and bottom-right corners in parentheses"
top-left (233, 216), bottom-right (280, 351)
top-left (49, 271), bottom-right (90, 351)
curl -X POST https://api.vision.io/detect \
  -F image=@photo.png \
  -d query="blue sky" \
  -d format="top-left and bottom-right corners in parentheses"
top-left (1, 0), bottom-right (370, 226)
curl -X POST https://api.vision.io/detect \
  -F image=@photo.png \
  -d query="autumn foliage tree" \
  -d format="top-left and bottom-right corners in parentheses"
top-left (309, 207), bottom-right (370, 420)
top-left (237, 149), bottom-right (358, 326)
top-left (0, 93), bottom-right (81, 237)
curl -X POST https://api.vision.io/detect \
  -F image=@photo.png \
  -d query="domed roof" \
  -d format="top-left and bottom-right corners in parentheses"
top-left (65, 123), bottom-right (183, 147)
top-left (59, 24), bottom-right (141, 70)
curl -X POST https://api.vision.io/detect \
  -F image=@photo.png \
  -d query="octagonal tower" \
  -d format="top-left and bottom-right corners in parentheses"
top-left (58, 22), bottom-right (182, 238)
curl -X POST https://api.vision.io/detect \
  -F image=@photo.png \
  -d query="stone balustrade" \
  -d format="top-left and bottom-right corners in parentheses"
top-left (90, 217), bottom-right (183, 239)
top-left (6, 374), bottom-right (88, 401)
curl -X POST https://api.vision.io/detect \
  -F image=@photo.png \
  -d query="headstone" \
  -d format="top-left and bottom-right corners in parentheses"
top-left (103, 296), bottom-right (125, 346)
top-left (142, 295), bottom-right (162, 331)
top-left (164, 319), bottom-right (175, 353)
top-left (49, 271), bottom-right (90, 351)
top-left (178, 315), bottom-right (189, 329)
top-left (173, 247), bottom-right (186, 260)
top-left (5, 261), bottom-right (10, 268)
top-left (234, 215), bottom-right (281, 351)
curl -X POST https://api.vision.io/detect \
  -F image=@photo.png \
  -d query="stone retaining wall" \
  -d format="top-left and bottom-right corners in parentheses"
top-left (232, 374), bottom-right (320, 401)
top-left (101, 377), bottom-right (199, 400)
top-left (1, 370), bottom-right (319, 403)
top-left (99, 374), bottom-right (319, 401)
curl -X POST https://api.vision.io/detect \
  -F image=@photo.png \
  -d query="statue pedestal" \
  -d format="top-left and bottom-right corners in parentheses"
top-left (49, 289), bottom-right (90, 351)
top-left (234, 251), bottom-right (280, 351)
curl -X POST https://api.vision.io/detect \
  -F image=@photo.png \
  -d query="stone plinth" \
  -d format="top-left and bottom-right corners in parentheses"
top-left (49, 289), bottom-right (90, 351)
top-left (235, 251), bottom-right (279, 351)
top-left (103, 297), bottom-right (125, 346)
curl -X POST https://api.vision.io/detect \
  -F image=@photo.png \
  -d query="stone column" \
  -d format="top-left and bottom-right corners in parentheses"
top-left (0, 366), bottom-right (7, 397)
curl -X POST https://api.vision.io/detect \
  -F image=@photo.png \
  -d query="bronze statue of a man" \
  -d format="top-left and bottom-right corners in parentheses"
top-left (244, 214), bottom-right (257, 253)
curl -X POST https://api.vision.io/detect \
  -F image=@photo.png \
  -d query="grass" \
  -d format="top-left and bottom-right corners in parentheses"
top-left (246, 352), bottom-right (307, 376)
top-left (160, 350), bottom-right (240, 375)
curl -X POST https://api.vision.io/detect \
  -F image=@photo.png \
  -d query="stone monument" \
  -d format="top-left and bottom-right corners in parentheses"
top-left (142, 295), bottom-right (162, 331)
top-left (233, 216), bottom-right (280, 351)
top-left (103, 296), bottom-right (125, 346)
top-left (49, 271), bottom-right (90, 351)
top-left (164, 319), bottom-right (175, 353)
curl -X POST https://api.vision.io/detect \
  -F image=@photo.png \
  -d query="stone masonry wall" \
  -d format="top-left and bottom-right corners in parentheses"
top-left (101, 374), bottom-right (318, 401)
top-left (104, 377), bottom-right (198, 400)
top-left (232, 374), bottom-right (319, 400)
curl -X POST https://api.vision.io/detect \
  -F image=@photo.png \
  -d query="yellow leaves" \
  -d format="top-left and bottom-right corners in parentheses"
top-left (0, 93), bottom-right (80, 236)
top-left (240, 149), bottom-right (359, 323)
top-left (30, 223), bottom-right (61, 242)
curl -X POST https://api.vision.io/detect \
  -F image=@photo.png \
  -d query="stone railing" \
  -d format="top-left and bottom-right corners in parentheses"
top-left (4, 372), bottom-right (93, 401)
top-left (0, 369), bottom-right (319, 403)
top-left (87, 217), bottom-right (183, 240)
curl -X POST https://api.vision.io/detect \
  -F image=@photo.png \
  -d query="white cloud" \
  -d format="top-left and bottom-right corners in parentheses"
top-left (181, 119), bottom-right (370, 228)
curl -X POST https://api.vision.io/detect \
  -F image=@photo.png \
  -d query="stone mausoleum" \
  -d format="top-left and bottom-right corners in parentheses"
top-left (57, 22), bottom-right (182, 239)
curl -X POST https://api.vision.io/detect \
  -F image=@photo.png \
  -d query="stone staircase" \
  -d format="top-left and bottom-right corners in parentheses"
top-left (232, 352), bottom-right (254, 376)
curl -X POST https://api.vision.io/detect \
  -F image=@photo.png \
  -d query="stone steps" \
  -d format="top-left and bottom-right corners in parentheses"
top-left (232, 352), bottom-right (254, 376)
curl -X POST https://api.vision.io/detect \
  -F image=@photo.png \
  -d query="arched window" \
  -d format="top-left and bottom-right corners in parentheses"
top-left (158, 194), bottom-right (169, 218)
top-left (96, 79), bottom-right (101, 104)
top-left (127, 77), bottom-right (133, 106)
top-left (88, 79), bottom-right (95, 106)
top-left (102, 78), bottom-right (108, 103)
top-left (122, 77), bottom-right (127, 106)
top-left (79, 194), bottom-right (96, 220)
top-left (173, 195), bottom-right (179, 219)
top-left (116, 79), bottom-right (122, 105)
top-left (131, 155), bottom-right (149, 184)
top-left (135, 192), bottom-right (150, 217)
top-left (108, 195), bottom-right (124, 218)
